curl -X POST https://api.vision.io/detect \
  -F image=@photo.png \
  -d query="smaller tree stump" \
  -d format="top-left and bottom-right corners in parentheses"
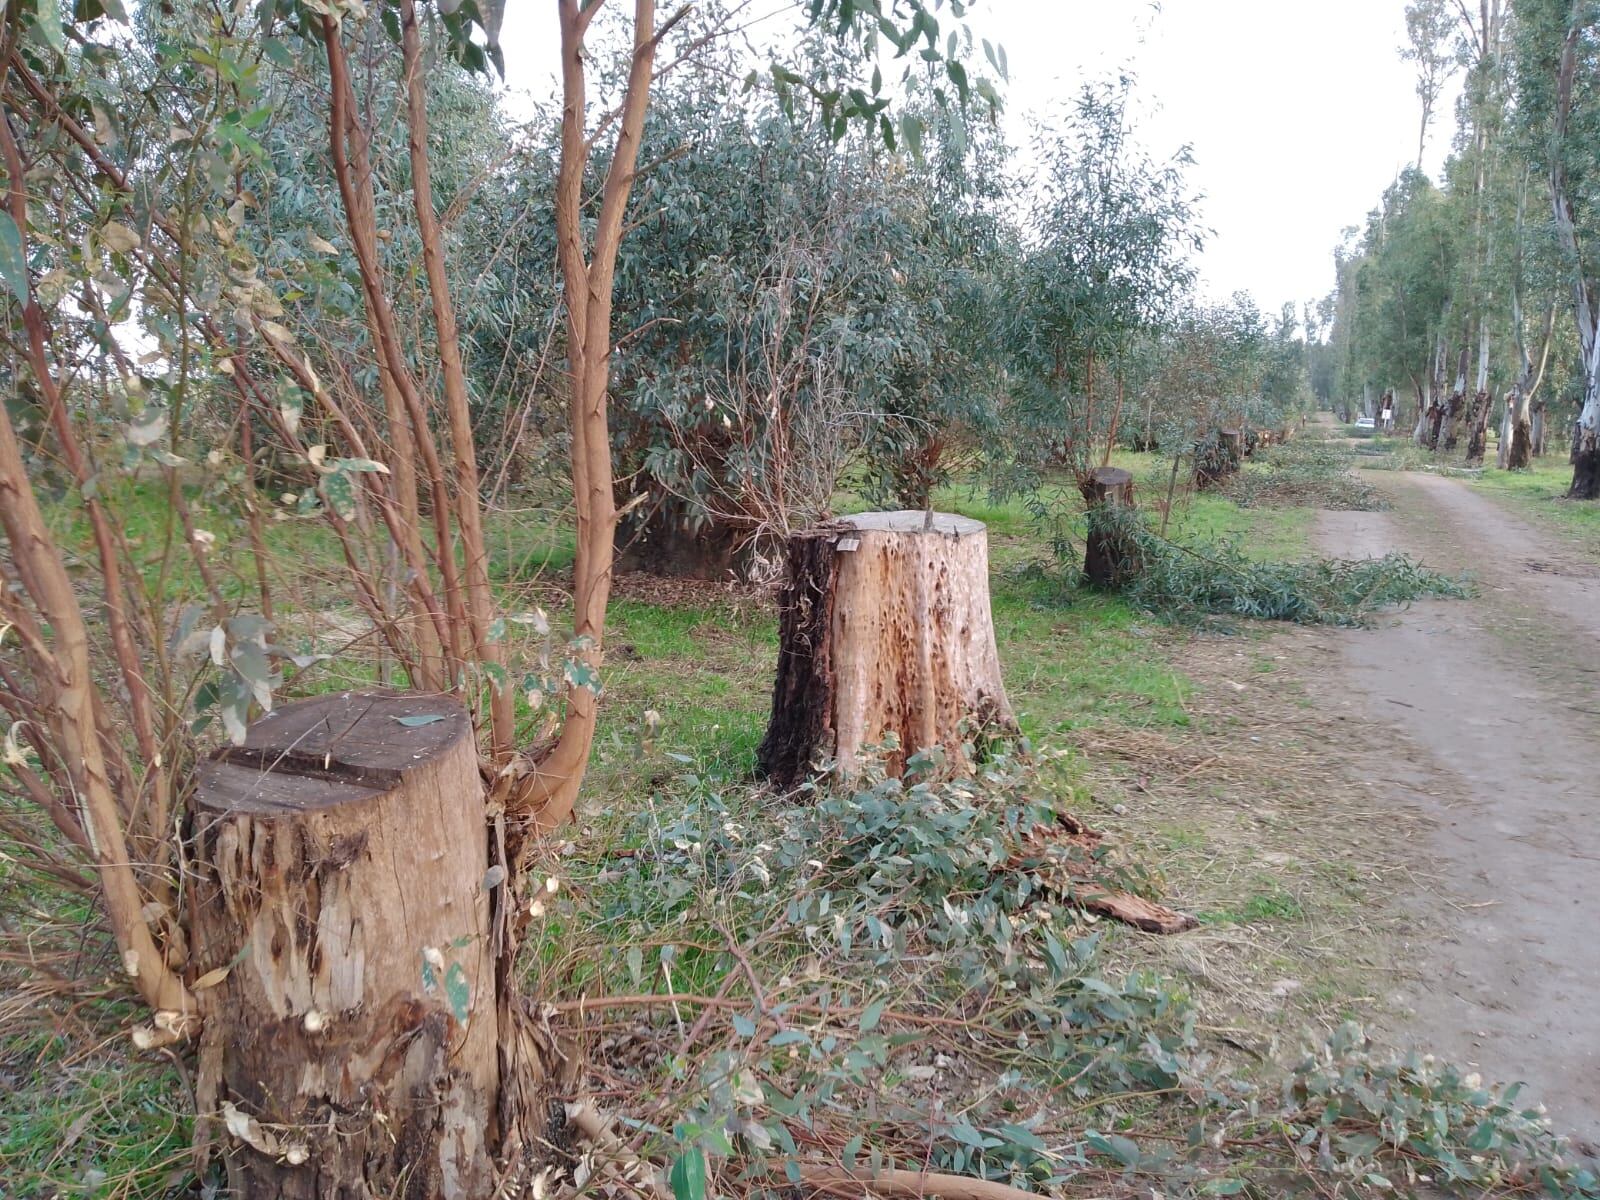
top-left (758, 512), bottom-right (1016, 788)
top-left (190, 692), bottom-right (505, 1200)
top-left (1079, 466), bottom-right (1142, 588)
top-left (1194, 428), bottom-right (1242, 490)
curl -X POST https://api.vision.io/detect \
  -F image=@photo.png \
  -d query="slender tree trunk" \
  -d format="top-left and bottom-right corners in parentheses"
top-left (518, 0), bottom-right (664, 830)
top-left (1160, 448), bottom-right (1183, 537)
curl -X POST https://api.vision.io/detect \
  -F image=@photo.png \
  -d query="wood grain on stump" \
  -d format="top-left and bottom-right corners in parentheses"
top-left (191, 691), bottom-right (500, 1200)
top-left (758, 511), bottom-right (1016, 788)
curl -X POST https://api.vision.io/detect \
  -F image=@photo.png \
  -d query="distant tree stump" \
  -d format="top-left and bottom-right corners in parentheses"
top-left (1195, 428), bottom-right (1242, 489)
top-left (757, 512), bottom-right (1016, 788)
top-left (190, 692), bottom-right (516, 1200)
top-left (1079, 466), bottom-right (1142, 588)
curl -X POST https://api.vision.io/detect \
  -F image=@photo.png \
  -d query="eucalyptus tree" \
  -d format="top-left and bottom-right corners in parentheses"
top-left (1142, 296), bottom-right (1273, 509)
top-left (1336, 171), bottom-right (1459, 435)
top-left (522, 36), bottom-right (1016, 579)
top-left (1515, 0), bottom-right (1600, 496)
top-left (1012, 75), bottom-right (1204, 477)
top-left (1403, 0), bottom-right (1462, 167)
top-left (0, 0), bottom-right (995, 1193)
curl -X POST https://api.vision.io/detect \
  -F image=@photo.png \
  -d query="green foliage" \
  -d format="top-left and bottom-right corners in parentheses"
top-left (1123, 530), bottom-right (1470, 627)
top-left (1007, 75), bottom-right (1205, 470)
top-left (1278, 1023), bottom-right (1598, 1196)
top-left (1227, 440), bottom-right (1388, 512)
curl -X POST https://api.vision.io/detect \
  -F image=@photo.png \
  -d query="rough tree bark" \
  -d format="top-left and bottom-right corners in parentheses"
top-left (192, 692), bottom-right (540, 1199)
top-left (1080, 466), bottom-right (1141, 589)
top-left (1464, 390), bottom-right (1493, 465)
top-left (757, 512), bottom-right (1016, 788)
top-left (1505, 388), bottom-right (1533, 469)
top-left (1441, 388), bottom-right (1466, 452)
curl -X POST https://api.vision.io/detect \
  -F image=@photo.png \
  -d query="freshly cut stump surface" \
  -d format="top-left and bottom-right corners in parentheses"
top-left (759, 511), bottom-right (1016, 787)
top-left (190, 691), bottom-right (499, 1200)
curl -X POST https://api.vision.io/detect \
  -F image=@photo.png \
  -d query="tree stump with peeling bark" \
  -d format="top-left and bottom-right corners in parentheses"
top-left (757, 512), bottom-right (1016, 788)
top-left (190, 692), bottom-right (510, 1200)
top-left (1080, 466), bottom-right (1141, 589)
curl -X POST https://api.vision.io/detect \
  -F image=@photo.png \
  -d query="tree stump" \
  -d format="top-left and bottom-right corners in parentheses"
top-left (190, 692), bottom-right (513, 1200)
top-left (757, 512), bottom-right (1016, 788)
top-left (1079, 466), bottom-right (1142, 589)
top-left (1194, 428), bottom-right (1242, 490)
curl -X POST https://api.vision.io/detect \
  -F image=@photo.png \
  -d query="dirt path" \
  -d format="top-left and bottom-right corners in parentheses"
top-left (1314, 466), bottom-right (1600, 1148)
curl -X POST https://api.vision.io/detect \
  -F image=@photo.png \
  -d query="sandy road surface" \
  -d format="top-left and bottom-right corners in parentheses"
top-left (1316, 467), bottom-right (1600, 1148)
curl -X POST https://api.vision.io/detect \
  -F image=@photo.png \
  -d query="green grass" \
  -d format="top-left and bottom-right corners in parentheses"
top-left (0, 1031), bottom-right (190, 1198)
top-left (1200, 884), bottom-right (1306, 926)
top-left (1469, 457), bottom-right (1600, 551)
top-left (7, 448), bottom-right (1353, 1196)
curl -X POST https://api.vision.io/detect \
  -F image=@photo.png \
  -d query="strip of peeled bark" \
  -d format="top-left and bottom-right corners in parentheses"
top-left (758, 512), bottom-right (1015, 788)
top-left (191, 693), bottom-right (538, 1199)
top-left (1080, 466), bottom-right (1141, 589)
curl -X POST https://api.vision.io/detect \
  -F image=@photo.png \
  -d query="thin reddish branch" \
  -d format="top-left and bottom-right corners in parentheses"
top-left (520, 0), bottom-right (660, 830)
top-left (0, 257), bottom-right (194, 1030)
top-left (322, 17), bottom-right (469, 668)
top-left (399, 0), bottom-right (509, 752)
top-left (0, 108), bottom-right (159, 778)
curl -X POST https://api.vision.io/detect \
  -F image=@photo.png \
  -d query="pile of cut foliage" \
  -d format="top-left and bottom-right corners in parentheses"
top-left (1122, 532), bottom-right (1470, 627)
top-left (1227, 440), bottom-right (1387, 512)
top-left (522, 750), bottom-right (1593, 1200)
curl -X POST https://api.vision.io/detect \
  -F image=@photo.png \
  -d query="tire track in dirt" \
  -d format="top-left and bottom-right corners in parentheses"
top-left (1315, 469), bottom-right (1600, 1148)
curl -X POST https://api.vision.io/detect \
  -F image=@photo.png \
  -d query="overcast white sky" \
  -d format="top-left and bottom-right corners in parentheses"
top-left (498, 1), bottom-right (1459, 315)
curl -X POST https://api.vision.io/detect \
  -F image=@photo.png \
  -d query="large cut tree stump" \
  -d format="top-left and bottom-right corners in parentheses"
top-left (1080, 466), bottom-right (1142, 588)
top-left (757, 511), bottom-right (1016, 788)
top-left (190, 692), bottom-right (509, 1200)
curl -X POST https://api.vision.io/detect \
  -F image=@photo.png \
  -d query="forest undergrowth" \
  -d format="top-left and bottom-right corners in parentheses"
top-left (1, 438), bottom-right (1586, 1200)
top-left (528, 741), bottom-right (1591, 1199)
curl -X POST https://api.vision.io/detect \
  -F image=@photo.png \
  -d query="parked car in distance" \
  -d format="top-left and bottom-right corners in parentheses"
top-left (1354, 415), bottom-right (1376, 430)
